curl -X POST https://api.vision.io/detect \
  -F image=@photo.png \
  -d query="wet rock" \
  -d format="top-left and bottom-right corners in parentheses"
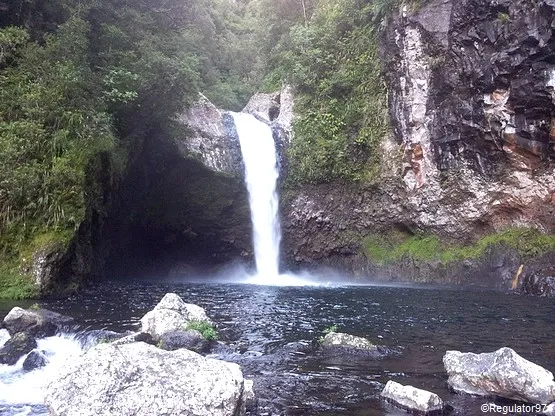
top-left (320, 331), bottom-right (379, 355)
top-left (158, 329), bottom-right (208, 353)
top-left (521, 269), bottom-right (555, 297)
top-left (3, 307), bottom-right (74, 337)
top-left (443, 347), bottom-right (555, 404)
top-left (0, 332), bottom-right (37, 365)
top-left (140, 293), bottom-right (213, 340)
top-left (380, 380), bottom-right (445, 414)
top-left (22, 349), bottom-right (48, 371)
top-left (45, 342), bottom-right (252, 416)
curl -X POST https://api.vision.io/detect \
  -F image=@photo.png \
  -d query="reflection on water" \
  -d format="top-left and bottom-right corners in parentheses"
top-left (0, 280), bottom-right (554, 415)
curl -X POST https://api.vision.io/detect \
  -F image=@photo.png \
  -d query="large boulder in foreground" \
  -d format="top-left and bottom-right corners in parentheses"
top-left (45, 342), bottom-right (251, 416)
top-left (443, 347), bottom-right (555, 404)
top-left (140, 293), bottom-right (213, 340)
top-left (3, 307), bottom-right (74, 337)
top-left (380, 380), bottom-right (445, 414)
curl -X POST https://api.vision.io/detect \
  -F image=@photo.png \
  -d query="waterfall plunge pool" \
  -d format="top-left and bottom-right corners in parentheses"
top-left (1, 279), bottom-right (553, 416)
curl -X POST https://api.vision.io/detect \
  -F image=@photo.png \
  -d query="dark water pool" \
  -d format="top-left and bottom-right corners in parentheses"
top-left (1, 280), bottom-right (554, 415)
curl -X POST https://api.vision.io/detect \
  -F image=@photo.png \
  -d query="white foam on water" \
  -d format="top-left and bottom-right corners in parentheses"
top-left (0, 333), bottom-right (86, 410)
top-left (0, 329), bottom-right (9, 348)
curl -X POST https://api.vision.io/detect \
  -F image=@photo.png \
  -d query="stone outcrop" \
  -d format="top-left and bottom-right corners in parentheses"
top-left (140, 293), bottom-right (213, 340)
top-left (443, 347), bottom-right (555, 404)
top-left (2, 307), bottom-right (74, 337)
top-left (45, 342), bottom-right (251, 416)
top-left (178, 93), bottom-right (243, 175)
top-left (380, 380), bottom-right (445, 414)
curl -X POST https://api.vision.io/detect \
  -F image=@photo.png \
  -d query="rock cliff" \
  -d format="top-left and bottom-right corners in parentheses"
top-left (280, 0), bottom-right (555, 290)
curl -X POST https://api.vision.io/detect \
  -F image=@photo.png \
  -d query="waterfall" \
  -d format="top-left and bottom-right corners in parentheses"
top-left (231, 112), bottom-right (281, 281)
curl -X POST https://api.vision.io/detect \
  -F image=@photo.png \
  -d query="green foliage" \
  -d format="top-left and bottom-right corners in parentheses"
top-left (186, 320), bottom-right (219, 341)
top-left (318, 324), bottom-right (338, 343)
top-left (363, 228), bottom-right (555, 266)
top-left (497, 12), bottom-right (510, 23)
top-left (265, 0), bottom-right (390, 184)
top-left (29, 302), bottom-right (41, 310)
top-left (0, 259), bottom-right (37, 300)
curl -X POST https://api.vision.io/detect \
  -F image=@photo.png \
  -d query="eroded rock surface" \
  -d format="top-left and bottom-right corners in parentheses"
top-left (45, 342), bottom-right (251, 416)
top-left (443, 347), bottom-right (555, 404)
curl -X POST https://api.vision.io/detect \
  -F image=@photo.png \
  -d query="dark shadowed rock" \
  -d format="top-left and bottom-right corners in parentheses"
top-left (381, 380), bottom-right (445, 415)
top-left (444, 347), bottom-right (555, 404)
top-left (521, 269), bottom-right (555, 297)
top-left (22, 349), bottom-right (48, 371)
top-left (0, 332), bottom-right (37, 365)
top-left (3, 307), bottom-right (74, 337)
top-left (158, 329), bottom-right (208, 353)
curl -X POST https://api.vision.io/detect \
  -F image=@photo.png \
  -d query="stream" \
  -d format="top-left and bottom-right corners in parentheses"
top-left (1, 279), bottom-right (554, 415)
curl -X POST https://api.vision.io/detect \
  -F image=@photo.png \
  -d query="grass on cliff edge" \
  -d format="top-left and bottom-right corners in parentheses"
top-left (363, 228), bottom-right (555, 266)
top-left (0, 229), bottom-right (73, 300)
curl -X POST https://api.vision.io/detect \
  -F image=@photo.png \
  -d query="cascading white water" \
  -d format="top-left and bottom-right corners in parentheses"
top-left (0, 332), bottom-right (90, 415)
top-left (232, 112), bottom-right (281, 281)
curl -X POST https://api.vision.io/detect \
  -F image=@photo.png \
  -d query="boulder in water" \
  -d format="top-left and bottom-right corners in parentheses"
top-left (380, 380), bottom-right (445, 414)
top-left (320, 331), bottom-right (381, 356)
top-left (3, 307), bottom-right (74, 337)
top-left (22, 349), bottom-right (48, 371)
top-left (443, 347), bottom-right (555, 404)
top-left (45, 342), bottom-right (252, 416)
top-left (158, 329), bottom-right (208, 353)
top-left (0, 332), bottom-right (37, 365)
top-left (140, 293), bottom-right (212, 340)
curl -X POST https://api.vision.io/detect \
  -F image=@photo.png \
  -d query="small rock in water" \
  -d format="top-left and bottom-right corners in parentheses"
top-left (443, 347), bottom-right (555, 404)
top-left (22, 349), bottom-right (48, 371)
top-left (320, 331), bottom-right (388, 357)
top-left (3, 307), bottom-right (74, 337)
top-left (380, 380), bottom-right (445, 414)
top-left (0, 332), bottom-right (37, 365)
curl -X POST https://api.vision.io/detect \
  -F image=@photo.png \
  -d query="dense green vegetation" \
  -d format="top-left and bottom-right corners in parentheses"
top-left (258, 0), bottom-right (408, 184)
top-left (0, 0), bottom-right (264, 297)
top-left (363, 228), bottom-right (555, 266)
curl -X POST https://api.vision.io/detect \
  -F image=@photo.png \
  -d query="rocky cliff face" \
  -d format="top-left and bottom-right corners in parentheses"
top-left (280, 0), bottom-right (555, 289)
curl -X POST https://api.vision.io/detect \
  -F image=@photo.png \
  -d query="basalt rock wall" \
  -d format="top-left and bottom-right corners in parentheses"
top-left (280, 0), bottom-right (555, 290)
